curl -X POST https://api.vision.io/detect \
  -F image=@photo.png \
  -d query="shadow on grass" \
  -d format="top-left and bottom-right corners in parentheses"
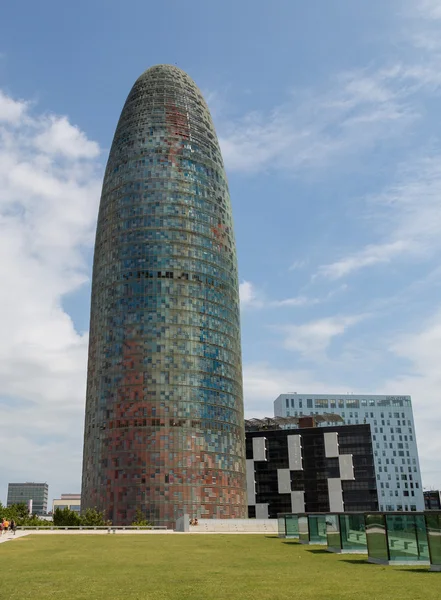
top-left (395, 568), bottom-right (434, 574)
top-left (282, 541), bottom-right (300, 546)
top-left (340, 559), bottom-right (372, 565)
top-left (306, 548), bottom-right (330, 555)
top-left (264, 535), bottom-right (280, 539)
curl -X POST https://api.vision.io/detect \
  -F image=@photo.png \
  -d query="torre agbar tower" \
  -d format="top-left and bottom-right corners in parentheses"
top-left (81, 65), bottom-right (247, 526)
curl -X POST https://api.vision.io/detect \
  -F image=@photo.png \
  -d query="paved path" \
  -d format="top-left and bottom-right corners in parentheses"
top-left (16, 529), bottom-right (175, 535)
top-left (0, 531), bottom-right (29, 544)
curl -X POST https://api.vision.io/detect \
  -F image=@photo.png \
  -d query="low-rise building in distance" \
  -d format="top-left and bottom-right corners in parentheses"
top-left (52, 494), bottom-right (81, 514)
top-left (424, 490), bottom-right (441, 510)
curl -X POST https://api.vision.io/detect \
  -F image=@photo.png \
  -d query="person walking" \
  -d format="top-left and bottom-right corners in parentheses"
top-left (10, 519), bottom-right (16, 535)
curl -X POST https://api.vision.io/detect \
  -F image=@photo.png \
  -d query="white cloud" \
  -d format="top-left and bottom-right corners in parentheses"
top-left (0, 91), bottom-right (27, 123)
top-left (217, 62), bottom-right (435, 174)
top-left (417, 0), bottom-right (441, 20)
top-left (281, 315), bottom-right (365, 355)
top-left (0, 90), bottom-right (102, 503)
top-left (239, 280), bottom-right (263, 309)
top-left (289, 259), bottom-right (307, 271)
top-left (243, 362), bottom-right (352, 417)
top-left (214, 1), bottom-right (441, 176)
top-left (320, 240), bottom-right (411, 279)
top-left (271, 296), bottom-right (314, 308)
top-left (34, 116), bottom-right (100, 159)
top-left (319, 155), bottom-right (441, 278)
top-left (379, 306), bottom-right (441, 489)
top-left (239, 280), bottom-right (319, 310)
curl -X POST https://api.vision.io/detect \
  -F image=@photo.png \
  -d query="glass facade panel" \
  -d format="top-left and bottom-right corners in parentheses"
top-left (298, 515), bottom-right (309, 542)
top-left (366, 513), bottom-right (389, 561)
top-left (326, 514), bottom-right (340, 548)
top-left (425, 512), bottom-right (441, 567)
top-left (308, 515), bottom-right (327, 544)
top-left (277, 515), bottom-right (286, 538)
top-left (285, 514), bottom-right (299, 538)
top-left (7, 483), bottom-right (48, 515)
top-left (386, 514), bottom-right (429, 562)
top-left (81, 65), bottom-right (246, 526)
top-left (340, 514), bottom-right (366, 551)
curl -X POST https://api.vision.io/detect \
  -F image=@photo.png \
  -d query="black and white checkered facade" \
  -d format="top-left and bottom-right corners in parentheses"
top-left (246, 424), bottom-right (378, 518)
top-left (274, 394), bottom-right (424, 512)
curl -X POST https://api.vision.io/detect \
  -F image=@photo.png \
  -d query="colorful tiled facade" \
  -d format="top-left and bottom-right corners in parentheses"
top-left (81, 65), bottom-right (247, 526)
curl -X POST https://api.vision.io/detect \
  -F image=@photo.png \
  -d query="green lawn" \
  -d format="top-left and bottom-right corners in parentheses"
top-left (1, 535), bottom-right (439, 600)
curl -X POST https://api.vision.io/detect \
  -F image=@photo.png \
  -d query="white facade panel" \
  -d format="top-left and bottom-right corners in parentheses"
top-left (252, 436), bottom-right (267, 462)
top-left (246, 459), bottom-right (256, 505)
top-left (339, 454), bottom-right (355, 480)
top-left (287, 434), bottom-right (303, 470)
top-left (255, 503), bottom-right (269, 519)
top-left (328, 478), bottom-right (344, 512)
top-left (324, 432), bottom-right (339, 458)
top-left (277, 468), bottom-right (291, 494)
top-left (291, 491), bottom-right (305, 513)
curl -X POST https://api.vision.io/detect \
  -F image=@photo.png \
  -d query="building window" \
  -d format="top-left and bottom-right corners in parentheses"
top-left (346, 399), bottom-right (359, 408)
top-left (315, 399), bottom-right (329, 408)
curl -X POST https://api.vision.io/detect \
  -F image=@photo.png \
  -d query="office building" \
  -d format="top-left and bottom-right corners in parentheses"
top-left (246, 416), bottom-right (378, 518)
top-left (52, 494), bottom-right (81, 514)
top-left (424, 490), bottom-right (441, 510)
top-left (7, 482), bottom-right (48, 515)
top-left (274, 394), bottom-right (424, 511)
top-left (81, 65), bottom-right (246, 526)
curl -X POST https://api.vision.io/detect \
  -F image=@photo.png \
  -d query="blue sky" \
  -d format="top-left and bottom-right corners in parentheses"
top-left (1, 0), bottom-right (441, 504)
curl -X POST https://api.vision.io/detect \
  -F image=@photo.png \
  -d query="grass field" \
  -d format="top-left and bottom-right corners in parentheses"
top-left (0, 535), bottom-right (439, 600)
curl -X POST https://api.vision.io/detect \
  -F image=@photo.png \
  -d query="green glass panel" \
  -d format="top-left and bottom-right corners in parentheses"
top-left (285, 515), bottom-right (299, 538)
top-left (340, 514), bottom-right (367, 551)
top-left (309, 515), bottom-right (327, 544)
top-left (386, 514), bottom-right (428, 562)
top-left (298, 516), bottom-right (309, 542)
top-left (326, 514), bottom-right (341, 548)
top-left (277, 516), bottom-right (286, 537)
top-left (366, 513), bottom-right (388, 561)
top-left (415, 515), bottom-right (430, 562)
top-left (426, 513), bottom-right (441, 566)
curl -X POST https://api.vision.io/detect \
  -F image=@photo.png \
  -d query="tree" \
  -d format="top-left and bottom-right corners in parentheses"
top-left (132, 508), bottom-right (152, 527)
top-left (53, 507), bottom-right (81, 526)
top-left (80, 508), bottom-right (107, 526)
top-left (0, 502), bottom-right (49, 526)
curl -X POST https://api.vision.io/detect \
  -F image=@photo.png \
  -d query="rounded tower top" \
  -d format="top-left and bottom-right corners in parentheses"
top-left (135, 64), bottom-right (202, 93)
top-left (138, 64), bottom-right (191, 78)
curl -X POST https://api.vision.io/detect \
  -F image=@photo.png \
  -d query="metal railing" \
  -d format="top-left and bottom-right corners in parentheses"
top-left (17, 525), bottom-right (169, 531)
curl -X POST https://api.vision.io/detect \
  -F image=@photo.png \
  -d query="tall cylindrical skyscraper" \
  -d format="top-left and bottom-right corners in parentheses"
top-left (81, 65), bottom-right (246, 526)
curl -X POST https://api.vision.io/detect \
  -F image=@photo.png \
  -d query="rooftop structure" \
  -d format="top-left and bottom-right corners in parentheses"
top-left (245, 414), bottom-right (344, 431)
